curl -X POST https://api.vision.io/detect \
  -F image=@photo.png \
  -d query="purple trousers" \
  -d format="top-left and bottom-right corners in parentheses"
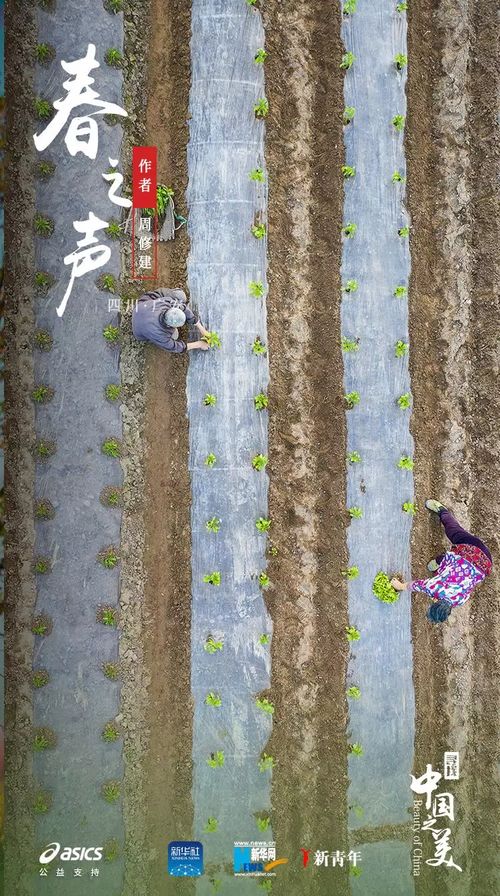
top-left (435, 508), bottom-right (492, 564)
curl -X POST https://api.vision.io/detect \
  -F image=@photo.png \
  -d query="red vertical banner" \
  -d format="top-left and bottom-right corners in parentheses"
top-left (132, 146), bottom-right (158, 280)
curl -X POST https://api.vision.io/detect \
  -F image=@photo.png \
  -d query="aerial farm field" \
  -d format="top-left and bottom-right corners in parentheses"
top-left (4, 1), bottom-right (499, 895)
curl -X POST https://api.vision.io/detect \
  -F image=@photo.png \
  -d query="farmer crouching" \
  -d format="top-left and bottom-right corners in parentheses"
top-left (132, 287), bottom-right (209, 353)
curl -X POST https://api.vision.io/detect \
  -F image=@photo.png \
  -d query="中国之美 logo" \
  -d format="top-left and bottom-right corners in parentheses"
top-left (168, 841), bottom-right (203, 877)
top-left (39, 843), bottom-right (103, 864)
top-left (233, 841), bottom-right (288, 876)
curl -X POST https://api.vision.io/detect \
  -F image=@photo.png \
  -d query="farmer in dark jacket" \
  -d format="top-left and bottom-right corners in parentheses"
top-left (132, 287), bottom-right (209, 353)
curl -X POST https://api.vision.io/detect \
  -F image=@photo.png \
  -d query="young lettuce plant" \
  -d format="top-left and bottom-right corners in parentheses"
top-left (348, 506), bottom-right (363, 519)
top-left (392, 114), bottom-right (405, 131)
top-left (205, 692), bottom-right (222, 707)
top-left (395, 341), bottom-right (409, 358)
top-left (343, 106), bottom-right (356, 125)
top-left (105, 48), bottom-right (124, 68)
top-left (342, 165), bottom-right (356, 179)
top-left (342, 222), bottom-right (357, 238)
top-left (340, 52), bottom-right (355, 70)
top-left (204, 394), bottom-right (217, 406)
top-left (34, 329), bottom-right (53, 351)
top-left (258, 572), bottom-right (270, 588)
top-left (345, 391), bottom-right (360, 409)
top-left (252, 337), bottom-right (267, 355)
top-left (392, 170), bottom-right (406, 183)
top-left (403, 501), bottom-right (418, 515)
top-left (394, 53), bottom-right (408, 71)
top-left (34, 214), bottom-right (54, 237)
top-left (258, 753), bottom-right (275, 772)
top-left (202, 331), bottom-right (222, 348)
top-left (204, 818), bottom-right (219, 833)
top-left (252, 454), bottom-right (268, 471)
top-left (256, 517), bottom-right (272, 532)
top-left (396, 1), bottom-right (408, 11)
top-left (205, 453), bottom-right (217, 467)
top-left (342, 566), bottom-right (359, 580)
top-left (207, 751), bottom-right (225, 768)
top-left (249, 280), bottom-right (265, 298)
top-left (249, 167), bottom-right (265, 182)
top-left (259, 634), bottom-right (270, 645)
top-left (205, 517), bottom-right (221, 533)
top-left (372, 572), bottom-right (399, 603)
top-left (256, 816), bottom-right (271, 832)
top-left (347, 686), bottom-right (361, 699)
top-left (342, 337), bottom-right (360, 352)
top-left (254, 393), bottom-right (268, 410)
top-left (254, 98), bottom-right (269, 118)
top-left (397, 392), bottom-right (412, 409)
top-left (203, 572), bottom-right (221, 586)
top-left (343, 0), bottom-right (357, 13)
top-left (398, 225), bottom-right (410, 237)
top-left (251, 223), bottom-right (267, 239)
top-left (254, 48), bottom-right (267, 64)
top-left (204, 636), bottom-right (223, 654)
top-left (350, 743), bottom-right (364, 756)
top-left (36, 43), bottom-right (56, 65)
top-left (255, 697), bottom-right (274, 714)
top-left (343, 279), bottom-right (358, 294)
top-left (345, 626), bottom-right (360, 642)
top-left (394, 285), bottom-right (408, 298)
top-left (347, 450), bottom-right (361, 463)
top-left (398, 455), bottom-right (414, 470)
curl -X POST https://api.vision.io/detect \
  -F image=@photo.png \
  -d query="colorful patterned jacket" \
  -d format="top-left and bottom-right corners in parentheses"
top-left (410, 545), bottom-right (492, 607)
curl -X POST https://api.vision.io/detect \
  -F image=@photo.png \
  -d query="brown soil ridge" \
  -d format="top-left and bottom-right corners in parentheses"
top-left (4, 2), bottom-right (38, 893)
top-left (119, 1), bottom-right (195, 895)
top-left (407, 0), bottom-right (499, 894)
top-left (262, 3), bottom-right (350, 895)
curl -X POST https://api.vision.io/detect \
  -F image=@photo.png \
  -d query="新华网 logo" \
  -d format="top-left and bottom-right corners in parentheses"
top-left (168, 841), bottom-right (203, 877)
top-left (234, 841), bottom-right (288, 876)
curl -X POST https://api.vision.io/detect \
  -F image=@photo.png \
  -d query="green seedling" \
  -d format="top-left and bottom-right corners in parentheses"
top-left (342, 165), bottom-right (356, 178)
top-left (205, 692), bottom-right (222, 707)
top-left (98, 546), bottom-right (120, 569)
top-left (347, 450), bottom-right (361, 463)
top-left (202, 331), bottom-right (222, 348)
top-left (105, 384), bottom-right (122, 401)
top-left (340, 52), bottom-right (355, 70)
top-left (34, 97), bottom-right (53, 120)
top-left (207, 751), bottom-right (225, 768)
top-left (247, 0), bottom-right (258, 5)
top-left (350, 743), bottom-right (364, 756)
top-left (352, 804), bottom-right (364, 818)
top-left (36, 43), bottom-right (56, 65)
top-left (403, 501), bottom-right (418, 515)
top-left (343, 279), bottom-right (358, 293)
top-left (205, 517), bottom-right (221, 533)
top-left (255, 697), bottom-right (274, 714)
top-left (35, 271), bottom-right (56, 293)
top-left (103, 324), bottom-right (121, 342)
top-left (256, 816), bottom-right (271, 832)
top-left (104, 113), bottom-right (123, 126)
top-left (345, 391), bottom-right (360, 408)
top-left (32, 614), bottom-right (52, 636)
top-left (395, 341), bottom-right (409, 358)
top-left (34, 214), bottom-right (54, 237)
top-left (32, 385), bottom-right (54, 404)
top-left (35, 439), bottom-right (56, 459)
top-left (343, 106), bottom-right (356, 124)
top-left (33, 791), bottom-right (53, 814)
top-left (204, 394), bottom-right (217, 406)
top-left (203, 571), bottom-right (221, 586)
top-left (343, 0), bottom-right (357, 12)
top-left (259, 634), bottom-right (270, 645)
top-left (103, 839), bottom-right (121, 862)
top-left (392, 170), bottom-right (406, 183)
top-left (258, 881), bottom-right (273, 892)
top-left (256, 517), bottom-right (272, 532)
top-left (251, 223), bottom-right (267, 239)
top-left (398, 225), bottom-right (410, 237)
top-left (204, 637), bottom-right (223, 654)
top-left (105, 220), bottom-right (123, 240)
top-left (351, 867), bottom-right (363, 877)
top-left (249, 167), bottom-right (265, 182)
top-left (105, 48), bottom-right (124, 67)
top-left (97, 606), bottom-right (118, 627)
top-left (97, 273), bottom-right (117, 293)
top-left (398, 455), bottom-right (414, 470)
top-left (392, 114), bottom-right (405, 131)
top-left (372, 572), bottom-right (399, 604)
top-left (348, 506), bottom-right (363, 519)
top-left (249, 280), bottom-right (265, 298)
top-left (346, 626), bottom-right (360, 642)
top-left (210, 880), bottom-right (222, 894)
top-left (254, 393), bottom-right (268, 410)
top-left (393, 285), bottom-right (407, 297)
top-left (36, 160), bottom-right (56, 179)
top-left (347, 686), bottom-right (361, 699)
top-left (33, 728), bottom-right (57, 751)
top-left (205, 453), bottom-right (217, 467)
top-left (35, 557), bottom-right (51, 574)
top-left (342, 222), bottom-right (357, 238)
top-left (259, 572), bottom-right (270, 587)
top-left (394, 53), bottom-right (408, 70)
top-left (105, 0), bottom-right (124, 11)
top-left (254, 48), bottom-right (267, 64)
top-left (32, 670), bottom-right (50, 688)
top-left (397, 392), bottom-right (412, 409)
top-left (268, 544), bottom-right (278, 556)
top-left (252, 337), bottom-right (267, 355)
top-left (101, 781), bottom-right (121, 803)
top-left (101, 437), bottom-right (122, 457)
top-left (204, 817), bottom-right (219, 833)
top-left (342, 565), bottom-right (359, 580)
top-left (258, 754), bottom-right (275, 772)
top-left (342, 337), bottom-right (359, 352)
top-left (252, 454), bottom-right (268, 471)
top-left (102, 722), bottom-right (120, 742)
top-left (35, 500), bottom-right (55, 520)
top-left (157, 185), bottom-right (174, 216)
top-left (102, 662), bottom-right (120, 680)
top-left (396, 1), bottom-right (408, 10)
top-left (254, 98), bottom-right (269, 118)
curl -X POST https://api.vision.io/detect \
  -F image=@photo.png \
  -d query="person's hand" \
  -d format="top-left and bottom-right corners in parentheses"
top-left (187, 340), bottom-right (209, 351)
top-left (196, 321), bottom-right (210, 338)
top-left (390, 577), bottom-right (408, 591)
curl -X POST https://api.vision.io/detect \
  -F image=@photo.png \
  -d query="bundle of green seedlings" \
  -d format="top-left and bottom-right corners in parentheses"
top-left (372, 572), bottom-right (399, 604)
